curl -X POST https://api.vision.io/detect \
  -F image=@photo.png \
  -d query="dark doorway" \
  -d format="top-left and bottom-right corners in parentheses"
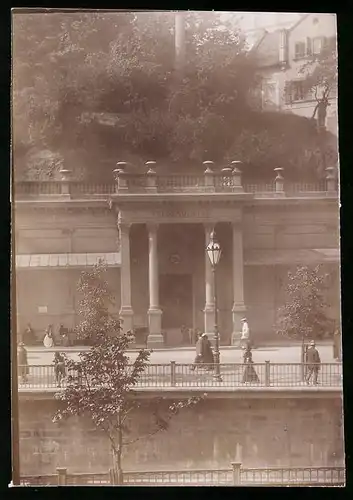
top-left (160, 274), bottom-right (193, 345)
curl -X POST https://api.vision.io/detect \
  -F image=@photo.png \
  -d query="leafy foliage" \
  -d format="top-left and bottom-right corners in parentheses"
top-left (53, 335), bottom-right (202, 483)
top-left (75, 260), bottom-right (121, 344)
top-left (13, 11), bottom-right (337, 181)
top-left (54, 259), bottom-right (203, 483)
top-left (276, 265), bottom-right (333, 341)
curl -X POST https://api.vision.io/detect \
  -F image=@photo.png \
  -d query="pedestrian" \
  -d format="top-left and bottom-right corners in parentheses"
top-left (333, 328), bottom-right (341, 361)
top-left (201, 333), bottom-right (214, 370)
top-left (53, 352), bottom-right (66, 387)
top-left (180, 324), bottom-right (189, 345)
top-left (58, 323), bottom-right (69, 347)
top-left (305, 340), bottom-right (321, 385)
top-left (240, 318), bottom-right (250, 349)
top-left (23, 323), bottom-right (35, 345)
top-left (43, 324), bottom-right (54, 348)
top-left (242, 345), bottom-right (259, 383)
top-left (17, 341), bottom-right (29, 383)
top-left (190, 332), bottom-right (203, 371)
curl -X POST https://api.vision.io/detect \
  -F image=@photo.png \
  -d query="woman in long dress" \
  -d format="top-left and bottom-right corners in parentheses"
top-left (43, 324), bottom-right (54, 348)
top-left (242, 346), bottom-right (259, 383)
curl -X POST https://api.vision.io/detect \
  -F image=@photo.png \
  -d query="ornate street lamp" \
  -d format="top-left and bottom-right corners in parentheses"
top-left (206, 229), bottom-right (223, 381)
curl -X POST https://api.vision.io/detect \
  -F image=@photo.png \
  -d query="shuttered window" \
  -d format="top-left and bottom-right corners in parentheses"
top-left (294, 41), bottom-right (306, 59)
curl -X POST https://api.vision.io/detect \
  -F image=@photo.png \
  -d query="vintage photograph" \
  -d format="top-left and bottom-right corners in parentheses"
top-left (11, 10), bottom-right (343, 486)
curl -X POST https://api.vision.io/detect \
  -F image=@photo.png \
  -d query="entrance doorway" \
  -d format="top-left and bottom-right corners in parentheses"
top-left (160, 274), bottom-right (193, 346)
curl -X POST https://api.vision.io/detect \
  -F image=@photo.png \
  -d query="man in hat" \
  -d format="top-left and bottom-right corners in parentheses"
top-left (305, 340), bottom-right (321, 385)
top-left (240, 318), bottom-right (250, 349)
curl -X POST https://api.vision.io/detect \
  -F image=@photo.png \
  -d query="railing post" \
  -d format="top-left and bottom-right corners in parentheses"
top-left (274, 167), bottom-right (284, 196)
top-left (265, 360), bottom-right (270, 387)
top-left (325, 167), bottom-right (336, 193)
top-left (231, 161), bottom-right (243, 192)
top-left (146, 161), bottom-right (158, 192)
top-left (57, 467), bottom-right (67, 486)
top-left (59, 169), bottom-right (72, 196)
top-left (203, 161), bottom-right (215, 191)
top-left (113, 162), bottom-right (128, 193)
top-left (170, 361), bottom-right (176, 386)
top-left (231, 462), bottom-right (242, 485)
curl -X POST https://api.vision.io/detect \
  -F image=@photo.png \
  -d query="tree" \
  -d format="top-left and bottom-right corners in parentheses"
top-left (13, 11), bottom-right (337, 181)
top-left (299, 36), bottom-right (337, 130)
top-left (74, 260), bottom-right (121, 345)
top-left (276, 265), bottom-right (333, 345)
top-left (53, 320), bottom-right (201, 484)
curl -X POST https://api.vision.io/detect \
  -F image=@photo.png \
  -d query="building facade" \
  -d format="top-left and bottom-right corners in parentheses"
top-left (14, 165), bottom-right (340, 347)
top-left (251, 13), bottom-right (337, 136)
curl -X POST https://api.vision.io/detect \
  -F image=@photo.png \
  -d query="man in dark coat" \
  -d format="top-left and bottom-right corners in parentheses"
top-left (201, 333), bottom-right (214, 370)
top-left (306, 340), bottom-right (321, 385)
top-left (190, 332), bottom-right (203, 371)
top-left (17, 342), bottom-right (29, 383)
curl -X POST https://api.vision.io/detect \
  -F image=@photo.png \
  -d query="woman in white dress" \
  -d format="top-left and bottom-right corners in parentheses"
top-left (43, 324), bottom-right (54, 348)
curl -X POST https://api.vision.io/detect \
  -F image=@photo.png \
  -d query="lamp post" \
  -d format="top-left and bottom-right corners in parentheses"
top-left (206, 229), bottom-right (222, 382)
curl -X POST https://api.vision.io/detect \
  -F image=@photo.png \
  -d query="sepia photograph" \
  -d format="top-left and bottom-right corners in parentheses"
top-left (11, 10), bottom-right (343, 487)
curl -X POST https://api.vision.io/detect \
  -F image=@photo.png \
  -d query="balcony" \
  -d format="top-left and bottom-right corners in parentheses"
top-left (13, 164), bottom-right (338, 200)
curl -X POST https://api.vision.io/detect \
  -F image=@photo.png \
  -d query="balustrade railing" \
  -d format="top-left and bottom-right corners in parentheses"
top-left (157, 174), bottom-right (205, 192)
top-left (14, 175), bottom-right (336, 198)
top-left (20, 465), bottom-right (345, 486)
top-left (18, 362), bottom-right (343, 390)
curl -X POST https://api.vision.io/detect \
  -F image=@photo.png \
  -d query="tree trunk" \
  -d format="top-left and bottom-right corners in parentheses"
top-left (111, 446), bottom-right (123, 485)
top-left (301, 335), bottom-right (306, 382)
top-left (111, 419), bottom-right (124, 485)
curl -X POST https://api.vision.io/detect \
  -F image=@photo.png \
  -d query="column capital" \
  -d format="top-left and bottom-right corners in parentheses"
top-left (147, 222), bottom-right (159, 233)
top-left (118, 222), bottom-right (131, 234)
top-left (204, 222), bottom-right (215, 233)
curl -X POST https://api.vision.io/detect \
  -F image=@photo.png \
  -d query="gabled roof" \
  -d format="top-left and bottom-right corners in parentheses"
top-left (253, 30), bottom-right (281, 68)
top-left (288, 13), bottom-right (310, 32)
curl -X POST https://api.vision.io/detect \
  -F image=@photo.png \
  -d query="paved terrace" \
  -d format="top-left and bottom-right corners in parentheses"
top-left (14, 163), bottom-right (338, 199)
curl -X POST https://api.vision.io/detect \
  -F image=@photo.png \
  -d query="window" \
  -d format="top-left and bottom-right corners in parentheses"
top-left (294, 41), bottom-right (306, 59)
top-left (306, 37), bottom-right (312, 56)
top-left (292, 81), bottom-right (305, 101)
top-left (312, 36), bottom-right (327, 55)
top-left (284, 80), bottom-right (307, 104)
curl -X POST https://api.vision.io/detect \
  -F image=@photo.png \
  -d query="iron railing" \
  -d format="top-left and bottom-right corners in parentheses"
top-left (18, 362), bottom-right (343, 390)
top-left (20, 465), bottom-right (345, 486)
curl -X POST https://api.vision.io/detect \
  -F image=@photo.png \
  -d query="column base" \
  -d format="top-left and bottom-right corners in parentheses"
top-left (147, 308), bottom-right (164, 347)
top-left (119, 307), bottom-right (134, 334)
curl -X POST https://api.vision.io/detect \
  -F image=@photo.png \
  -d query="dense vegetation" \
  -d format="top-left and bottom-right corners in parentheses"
top-left (13, 11), bottom-right (337, 181)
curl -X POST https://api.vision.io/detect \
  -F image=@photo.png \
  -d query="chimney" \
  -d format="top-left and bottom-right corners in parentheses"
top-left (279, 29), bottom-right (288, 66)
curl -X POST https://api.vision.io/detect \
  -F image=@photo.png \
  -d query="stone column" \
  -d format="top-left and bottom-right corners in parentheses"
top-left (118, 223), bottom-right (134, 333)
top-left (147, 223), bottom-right (164, 347)
top-left (204, 223), bottom-right (215, 338)
top-left (231, 222), bottom-right (246, 346)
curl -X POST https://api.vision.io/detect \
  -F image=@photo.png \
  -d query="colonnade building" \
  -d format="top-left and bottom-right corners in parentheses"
top-left (14, 162), bottom-right (340, 346)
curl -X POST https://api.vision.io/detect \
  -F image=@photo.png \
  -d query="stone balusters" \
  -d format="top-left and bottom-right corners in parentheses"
top-left (146, 161), bottom-right (157, 192)
top-left (113, 162), bottom-right (128, 193)
top-left (326, 167), bottom-right (337, 193)
top-left (203, 160), bottom-right (215, 191)
top-left (274, 167), bottom-right (285, 196)
top-left (59, 169), bottom-right (72, 196)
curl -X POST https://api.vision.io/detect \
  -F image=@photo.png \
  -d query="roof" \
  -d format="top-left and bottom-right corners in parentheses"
top-left (15, 252), bottom-right (121, 269)
top-left (244, 248), bottom-right (339, 266)
top-left (253, 30), bottom-right (281, 68)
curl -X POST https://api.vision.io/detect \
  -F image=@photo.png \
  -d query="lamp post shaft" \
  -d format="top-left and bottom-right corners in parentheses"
top-left (212, 266), bottom-right (222, 381)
